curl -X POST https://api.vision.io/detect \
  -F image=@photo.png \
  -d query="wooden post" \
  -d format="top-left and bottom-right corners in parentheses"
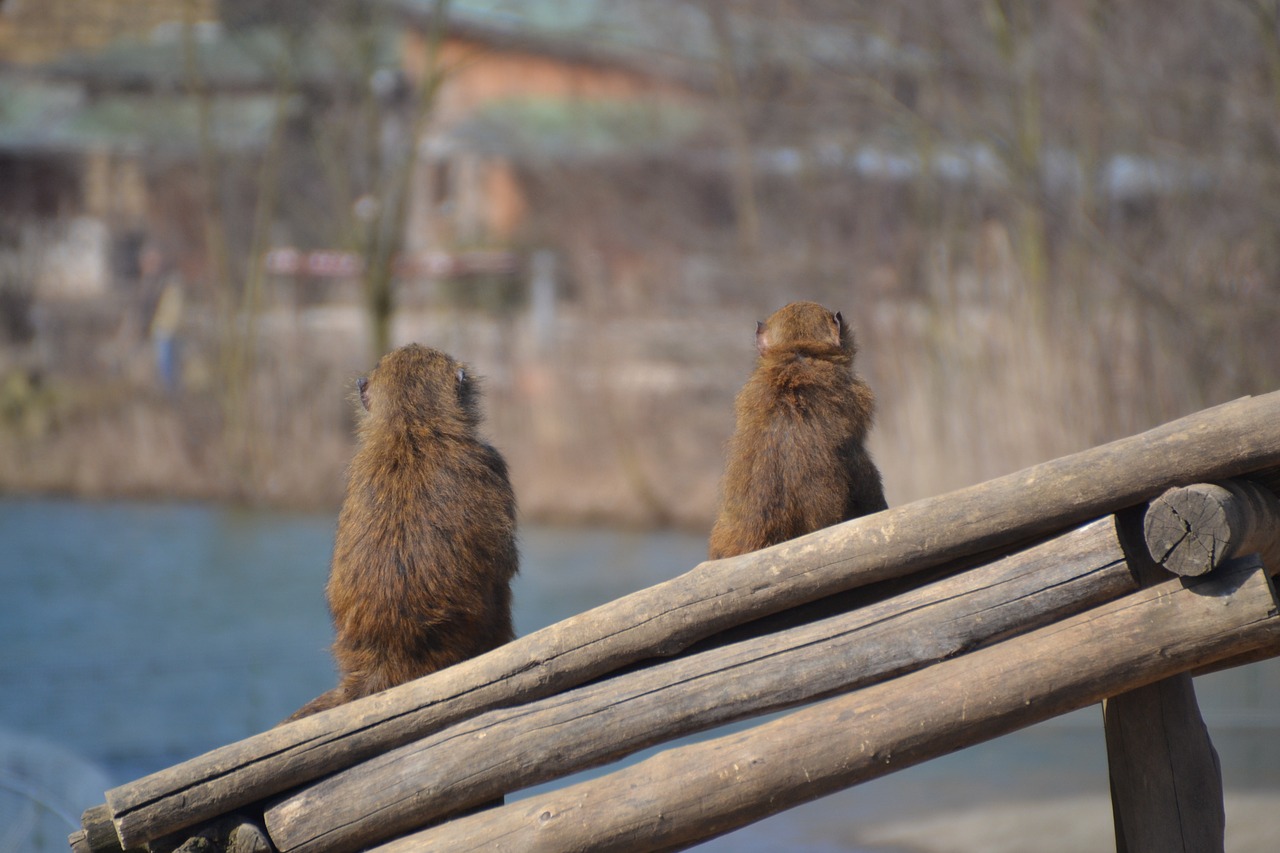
top-left (264, 519), bottom-right (1135, 853)
top-left (1142, 479), bottom-right (1280, 576)
top-left (372, 559), bottom-right (1280, 853)
top-left (1104, 675), bottom-right (1225, 853)
top-left (88, 391), bottom-right (1280, 852)
top-left (1103, 482), bottom-right (1280, 853)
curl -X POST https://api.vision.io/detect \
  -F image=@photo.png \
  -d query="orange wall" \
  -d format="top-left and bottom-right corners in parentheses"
top-left (401, 30), bottom-right (695, 245)
top-left (406, 32), bottom-right (693, 126)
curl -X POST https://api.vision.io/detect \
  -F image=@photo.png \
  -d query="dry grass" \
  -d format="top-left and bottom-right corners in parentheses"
top-left (1, 225), bottom-right (1273, 531)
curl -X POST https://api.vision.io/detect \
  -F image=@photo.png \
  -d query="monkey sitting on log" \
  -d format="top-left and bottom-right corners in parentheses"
top-left (286, 343), bottom-right (518, 721)
top-left (708, 301), bottom-right (887, 560)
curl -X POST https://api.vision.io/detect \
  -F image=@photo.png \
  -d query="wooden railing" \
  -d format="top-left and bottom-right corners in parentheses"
top-left (71, 391), bottom-right (1280, 853)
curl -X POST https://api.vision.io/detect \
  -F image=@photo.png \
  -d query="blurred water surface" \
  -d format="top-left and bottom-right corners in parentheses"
top-left (2, 497), bottom-right (1278, 852)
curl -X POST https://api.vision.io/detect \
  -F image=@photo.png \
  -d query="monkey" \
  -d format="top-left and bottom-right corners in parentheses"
top-left (286, 343), bottom-right (518, 721)
top-left (707, 301), bottom-right (887, 560)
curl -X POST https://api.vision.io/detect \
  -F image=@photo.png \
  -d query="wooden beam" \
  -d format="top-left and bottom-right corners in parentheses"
top-left (1104, 674), bottom-right (1225, 853)
top-left (264, 519), bottom-right (1134, 853)
top-left (379, 558), bottom-right (1280, 853)
top-left (94, 391), bottom-right (1280, 851)
top-left (1143, 479), bottom-right (1280, 576)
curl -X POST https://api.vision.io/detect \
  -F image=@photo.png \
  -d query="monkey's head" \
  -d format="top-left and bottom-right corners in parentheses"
top-left (355, 343), bottom-right (480, 432)
top-left (755, 301), bottom-right (854, 361)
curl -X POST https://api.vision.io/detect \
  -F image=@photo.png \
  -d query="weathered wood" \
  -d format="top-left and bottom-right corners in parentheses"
top-left (265, 518), bottom-right (1134, 853)
top-left (381, 558), bottom-right (1280, 853)
top-left (95, 391), bottom-right (1280, 850)
top-left (1104, 674), bottom-right (1224, 853)
top-left (150, 817), bottom-right (275, 853)
top-left (227, 822), bottom-right (273, 853)
top-left (1110, 500), bottom-right (1227, 853)
top-left (1143, 479), bottom-right (1280, 576)
top-left (72, 805), bottom-right (137, 853)
top-left (1245, 464), bottom-right (1280, 497)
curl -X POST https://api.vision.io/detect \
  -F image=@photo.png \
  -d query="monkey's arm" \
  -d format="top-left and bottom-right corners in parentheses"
top-left (843, 446), bottom-right (888, 518)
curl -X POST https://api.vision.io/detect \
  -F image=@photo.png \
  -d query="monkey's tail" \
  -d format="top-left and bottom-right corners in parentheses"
top-left (278, 686), bottom-right (345, 725)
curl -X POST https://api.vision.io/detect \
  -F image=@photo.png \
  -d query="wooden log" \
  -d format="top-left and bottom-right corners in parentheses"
top-left (1108, 503), bottom-right (1228, 853)
top-left (1104, 674), bottom-right (1224, 853)
top-left (1111, 499), bottom-right (1239, 850)
top-left (228, 822), bottom-right (272, 853)
top-left (1143, 479), bottom-right (1280, 576)
top-left (150, 817), bottom-right (274, 853)
top-left (265, 518), bottom-right (1135, 853)
top-left (1105, 504), bottom-right (1230, 853)
top-left (1245, 464), bottom-right (1280, 497)
top-left (71, 805), bottom-right (139, 853)
top-left (382, 557), bottom-right (1280, 853)
top-left (94, 391), bottom-right (1280, 850)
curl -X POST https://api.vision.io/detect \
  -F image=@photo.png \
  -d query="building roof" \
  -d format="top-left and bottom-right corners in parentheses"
top-left (35, 1), bottom-right (924, 96)
top-left (401, 0), bottom-right (927, 85)
top-left (0, 75), bottom-right (282, 154)
top-left (1, 0), bottom-right (924, 159)
top-left (37, 23), bottom-right (398, 94)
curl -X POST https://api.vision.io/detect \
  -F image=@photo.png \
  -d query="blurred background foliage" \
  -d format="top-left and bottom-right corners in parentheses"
top-left (0, 0), bottom-right (1277, 527)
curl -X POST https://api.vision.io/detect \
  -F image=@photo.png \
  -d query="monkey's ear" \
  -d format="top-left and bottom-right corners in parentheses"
top-left (357, 376), bottom-right (371, 411)
top-left (832, 311), bottom-right (848, 346)
top-left (455, 367), bottom-right (471, 404)
top-left (755, 320), bottom-right (768, 356)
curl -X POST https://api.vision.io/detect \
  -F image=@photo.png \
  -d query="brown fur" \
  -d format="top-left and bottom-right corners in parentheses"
top-left (286, 344), bottom-right (518, 721)
top-left (708, 301), bottom-right (887, 560)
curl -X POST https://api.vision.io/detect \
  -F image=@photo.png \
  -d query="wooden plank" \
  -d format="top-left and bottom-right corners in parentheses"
top-left (1104, 674), bottom-right (1225, 853)
top-left (1143, 479), bottom-right (1280, 576)
top-left (382, 558), bottom-right (1280, 853)
top-left (98, 391), bottom-right (1280, 850)
top-left (264, 518), bottom-right (1134, 853)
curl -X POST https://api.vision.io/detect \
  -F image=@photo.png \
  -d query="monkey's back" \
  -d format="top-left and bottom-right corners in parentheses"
top-left (709, 353), bottom-right (886, 559)
top-left (327, 427), bottom-right (517, 699)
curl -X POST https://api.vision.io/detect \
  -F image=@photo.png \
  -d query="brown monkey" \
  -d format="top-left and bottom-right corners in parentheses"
top-left (286, 343), bottom-right (517, 721)
top-left (708, 301), bottom-right (887, 560)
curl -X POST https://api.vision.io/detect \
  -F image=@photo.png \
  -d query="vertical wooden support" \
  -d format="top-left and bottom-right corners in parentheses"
top-left (1100, 498), bottom-right (1270, 853)
top-left (1103, 675), bottom-right (1225, 853)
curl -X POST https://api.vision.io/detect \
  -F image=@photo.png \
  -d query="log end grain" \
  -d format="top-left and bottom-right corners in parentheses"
top-left (1143, 480), bottom-right (1280, 577)
top-left (75, 803), bottom-right (128, 853)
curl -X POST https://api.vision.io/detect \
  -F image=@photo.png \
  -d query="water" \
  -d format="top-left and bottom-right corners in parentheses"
top-left (2, 497), bottom-right (1279, 852)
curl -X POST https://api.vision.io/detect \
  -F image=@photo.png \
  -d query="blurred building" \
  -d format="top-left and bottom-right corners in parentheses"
top-left (0, 0), bottom-right (711, 312)
top-left (0, 0), bottom-right (1215, 316)
top-left (0, 0), bottom-right (217, 64)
